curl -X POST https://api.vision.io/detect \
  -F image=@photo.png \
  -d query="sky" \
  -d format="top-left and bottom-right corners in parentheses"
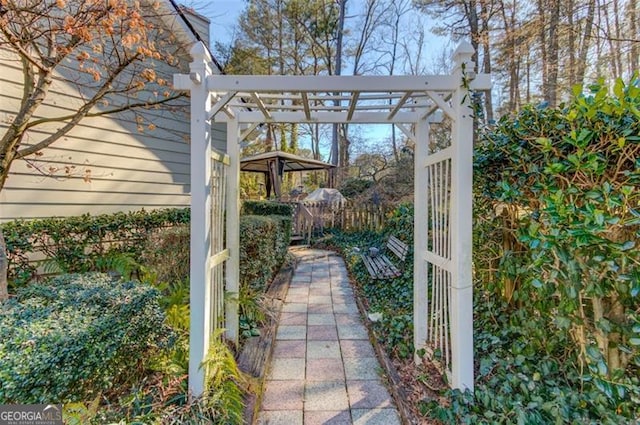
top-left (185, 1), bottom-right (454, 157)
top-left (192, 1), bottom-right (245, 46)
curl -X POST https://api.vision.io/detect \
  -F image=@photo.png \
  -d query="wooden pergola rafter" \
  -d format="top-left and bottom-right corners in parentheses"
top-left (201, 74), bottom-right (487, 126)
top-left (174, 41), bottom-right (491, 399)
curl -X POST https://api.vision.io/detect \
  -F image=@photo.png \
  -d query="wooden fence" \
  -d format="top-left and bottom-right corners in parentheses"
top-left (283, 200), bottom-right (391, 241)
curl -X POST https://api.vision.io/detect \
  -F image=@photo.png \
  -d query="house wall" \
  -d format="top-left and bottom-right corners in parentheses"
top-left (0, 9), bottom-right (225, 222)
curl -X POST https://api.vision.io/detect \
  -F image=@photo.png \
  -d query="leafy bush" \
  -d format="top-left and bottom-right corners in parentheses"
top-left (0, 273), bottom-right (170, 404)
top-left (430, 296), bottom-right (638, 424)
top-left (241, 200), bottom-right (293, 217)
top-left (140, 225), bottom-right (190, 285)
top-left (338, 178), bottom-right (374, 198)
top-left (384, 203), bottom-right (414, 244)
top-left (2, 208), bottom-right (189, 285)
top-left (474, 77), bottom-right (640, 418)
top-left (239, 215), bottom-right (292, 292)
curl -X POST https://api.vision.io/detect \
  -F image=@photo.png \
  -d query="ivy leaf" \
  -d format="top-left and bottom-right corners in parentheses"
top-left (594, 210), bottom-right (605, 226)
top-left (621, 240), bottom-right (635, 251)
top-left (555, 316), bottom-right (571, 329)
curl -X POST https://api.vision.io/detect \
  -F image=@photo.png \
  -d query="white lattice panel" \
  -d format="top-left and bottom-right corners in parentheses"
top-left (425, 153), bottom-right (453, 375)
top-left (210, 152), bottom-right (229, 333)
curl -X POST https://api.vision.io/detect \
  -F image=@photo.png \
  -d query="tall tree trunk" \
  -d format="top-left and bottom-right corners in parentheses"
top-left (0, 228), bottom-right (8, 302)
top-left (567, 0), bottom-right (576, 87)
top-left (389, 0), bottom-right (405, 162)
top-left (331, 0), bottom-right (346, 170)
top-left (602, 0), bottom-right (620, 78)
top-left (537, 0), bottom-right (548, 102)
top-left (546, 0), bottom-right (561, 106)
top-left (501, 0), bottom-right (519, 112)
top-left (480, 0), bottom-right (494, 122)
top-left (628, 0), bottom-right (639, 74)
top-left (613, 0), bottom-right (623, 78)
top-left (465, 0), bottom-right (481, 70)
top-left (576, 0), bottom-right (596, 86)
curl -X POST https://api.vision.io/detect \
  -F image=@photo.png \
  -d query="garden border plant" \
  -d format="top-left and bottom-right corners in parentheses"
top-left (2, 208), bottom-right (190, 285)
top-left (0, 273), bottom-right (170, 404)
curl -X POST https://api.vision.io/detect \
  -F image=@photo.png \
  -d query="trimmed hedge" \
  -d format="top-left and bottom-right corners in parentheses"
top-left (241, 200), bottom-right (293, 217)
top-left (140, 225), bottom-right (190, 285)
top-left (135, 213), bottom-right (292, 291)
top-left (240, 215), bottom-right (292, 291)
top-left (2, 208), bottom-right (189, 285)
top-left (0, 273), bottom-right (170, 404)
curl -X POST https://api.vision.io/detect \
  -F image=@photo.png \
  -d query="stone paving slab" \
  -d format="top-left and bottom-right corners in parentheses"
top-left (258, 248), bottom-right (401, 424)
top-left (269, 357), bottom-right (306, 380)
top-left (344, 357), bottom-right (382, 380)
top-left (280, 312), bottom-right (307, 325)
top-left (307, 325), bottom-right (339, 340)
top-left (272, 340), bottom-right (306, 358)
top-left (282, 302), bottom-right (308, 313)
top-left (346, 380), bottom-right (394, 409)
top-left (307, 340), bottom-right (341, 359)
top-left (304, 380), bottom-right (349, 411)
top-left (261, 380), bottom-right (304, 410)
top-left (257, 410), bottom-right (303, 425)
top-left (352, 408), bottom-right (402, 425)
top-left (304, 410), bottom-right (352, 425)
top-left (276, 325), bottom-right (307, 340)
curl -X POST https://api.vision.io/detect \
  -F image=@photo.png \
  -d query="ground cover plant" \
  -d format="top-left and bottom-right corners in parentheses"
top-left (0, 273), bottom-right (170, 404)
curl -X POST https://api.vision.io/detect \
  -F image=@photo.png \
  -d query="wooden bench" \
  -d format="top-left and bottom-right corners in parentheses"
top-left (361, 235), bottom-right (409, 279)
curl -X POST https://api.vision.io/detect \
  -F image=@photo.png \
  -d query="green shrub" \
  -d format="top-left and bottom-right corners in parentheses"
top-left (239, 215), bottom-right (291, 292)
top-left (138, 213), bottom-right (291, 337)
top-left (429, 297), bottom-right (638, 424)
top-left (383, 203), bottom-right (414, 243)
top-left (140, 225), bottom-right (190, 284)
top-left (338, 178), bottom-right (373, 198)
top-left (137, 214), bottom-right (291, 294)
top-left (2, 208), bottom-right (189, 285)
top-left (474, 77), bottom-right (640, 419)
top-left (241, 200), bottom-right (293, 217)
top-left (0, 273), bottom-right (170, 404)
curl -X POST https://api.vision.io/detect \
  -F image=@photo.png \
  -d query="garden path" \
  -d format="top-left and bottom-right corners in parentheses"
top-left (257, 248), bottom-right (401, 425)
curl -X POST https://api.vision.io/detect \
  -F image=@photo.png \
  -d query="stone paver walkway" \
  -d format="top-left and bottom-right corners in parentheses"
top-left (257, 248), bottom-right (401, 425)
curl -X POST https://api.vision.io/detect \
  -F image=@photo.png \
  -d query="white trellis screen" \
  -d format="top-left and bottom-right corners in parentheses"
top-left (209, 151), bottom-right (229, 333)
top-left (175, 41), bottom-right (490, 397)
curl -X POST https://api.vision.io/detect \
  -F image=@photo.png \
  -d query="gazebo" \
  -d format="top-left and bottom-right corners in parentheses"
top-left (240, 150), bottom-right (334, 200)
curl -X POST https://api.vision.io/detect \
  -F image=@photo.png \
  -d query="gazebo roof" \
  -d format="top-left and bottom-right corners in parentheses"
top-left (240, 150), bottom-right (335, 173)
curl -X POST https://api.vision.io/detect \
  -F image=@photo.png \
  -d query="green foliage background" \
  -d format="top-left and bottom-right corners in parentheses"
top-left (2, 208), bottom-right (189, 285)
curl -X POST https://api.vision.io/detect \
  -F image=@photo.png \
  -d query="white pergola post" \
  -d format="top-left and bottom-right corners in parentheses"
top-left (413, 119), bottom-right (429, 361)
top-left (449, 42), bottom-right (475, 391)
top-left (174, 42), bottom-right (214, 397)
top-left (225, 118), bottom-right (240, 344)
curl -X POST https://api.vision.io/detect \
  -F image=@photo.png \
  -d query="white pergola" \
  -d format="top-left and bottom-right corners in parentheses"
top-left (174, 41), bottom-right (491, 398)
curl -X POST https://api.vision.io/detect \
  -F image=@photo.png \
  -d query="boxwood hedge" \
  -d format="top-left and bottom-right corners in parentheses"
top-left (0, 273), bottom-right (170, 404)
top-left (240, 214), bottom-right (292, 291)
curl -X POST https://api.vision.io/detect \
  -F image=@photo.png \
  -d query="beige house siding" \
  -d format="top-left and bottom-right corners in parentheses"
top-left (0, 6), bottom-right (225, 222)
